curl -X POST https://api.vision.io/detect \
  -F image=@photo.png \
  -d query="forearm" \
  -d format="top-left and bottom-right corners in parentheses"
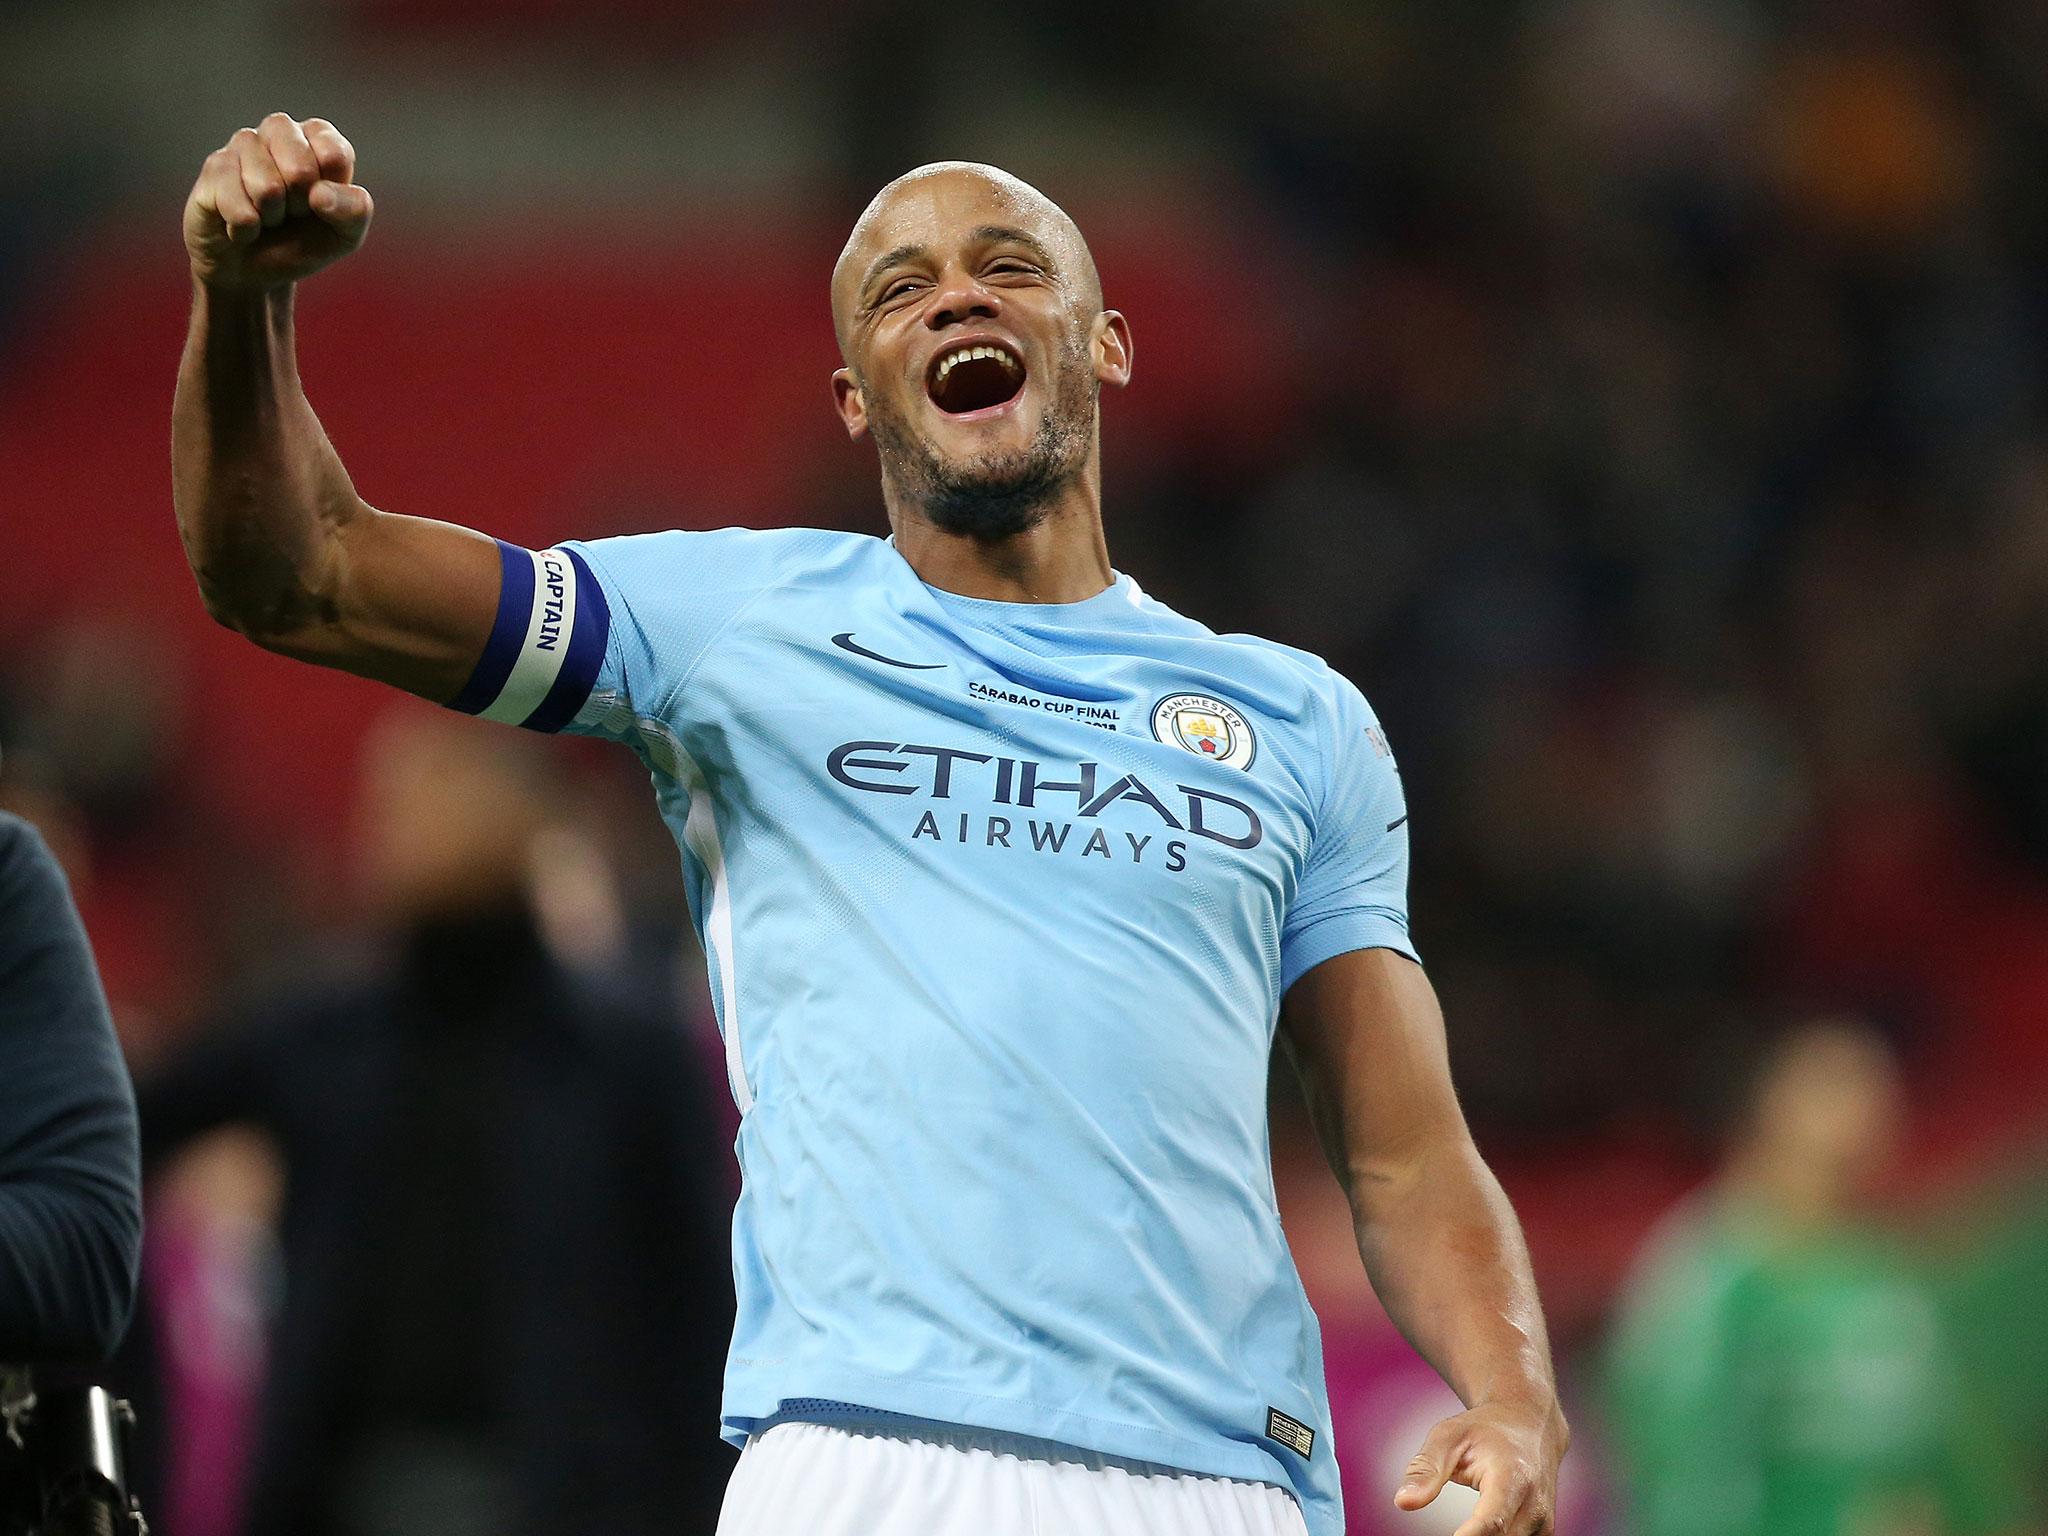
top-left (171, 281), bottom-right (363, 637)
top-left (0, 1179), bottom-right (141, 1362)
top-left (1351, 1135), bottom-right (1560, 1419)
top-left (1287, 937), bottom-right (1565, 1529)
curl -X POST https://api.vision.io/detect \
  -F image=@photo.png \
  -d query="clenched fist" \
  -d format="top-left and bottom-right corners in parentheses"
top-left (183, 114), bottom-right (372, 292)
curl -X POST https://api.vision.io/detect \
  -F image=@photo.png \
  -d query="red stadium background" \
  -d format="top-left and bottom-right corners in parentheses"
top-left (4, 2), bottom-right (2047, 1531)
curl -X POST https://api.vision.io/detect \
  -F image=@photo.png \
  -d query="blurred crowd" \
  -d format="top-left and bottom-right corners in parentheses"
top-left (5, 0), bottom-right (2048, 1532)
top-left (1093, 0), bottom-right (2048, 1154)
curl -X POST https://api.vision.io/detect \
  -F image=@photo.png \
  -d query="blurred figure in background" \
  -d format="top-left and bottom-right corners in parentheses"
top-left (0, 803), bottom-right (144, 1536)
top-left (1605, 1021), bottom-right (2028, 1536)
top-left (0, 808), bottom-right (141, 1365)
top-left (1931, 1163), bottom-right (2048, 1523)
top-left (135, 709), bottom-right (734, 1536)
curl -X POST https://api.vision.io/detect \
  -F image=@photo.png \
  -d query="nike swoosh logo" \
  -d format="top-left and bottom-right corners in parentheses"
top-left (830, 632), bottom-right (945, 671)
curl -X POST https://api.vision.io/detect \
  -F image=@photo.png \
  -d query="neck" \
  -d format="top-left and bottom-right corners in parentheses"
top-left (1723, 1145), bottom-right (1856, 1235)
top-left (886, 448), bottom-right (1114, 604)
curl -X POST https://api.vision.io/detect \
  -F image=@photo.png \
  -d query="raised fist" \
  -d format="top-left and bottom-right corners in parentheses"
top-left (184, 114), bottom-right (372, 292)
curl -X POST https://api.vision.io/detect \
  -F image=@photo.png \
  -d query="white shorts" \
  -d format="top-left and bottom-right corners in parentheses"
top-left (715, 1417), bottom-right (1310, 1536)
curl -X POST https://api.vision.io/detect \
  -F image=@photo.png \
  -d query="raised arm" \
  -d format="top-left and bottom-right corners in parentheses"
top-left (1279, 947), bottom-right (1568, 1536)
top-left (173, 114), bottom-right (500, 699)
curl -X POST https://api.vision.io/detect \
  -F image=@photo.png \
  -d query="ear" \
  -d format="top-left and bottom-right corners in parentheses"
top-left (1091, 310), bottom-right (1133, 389)
top-left (832, 367), bottom-right (869, 439)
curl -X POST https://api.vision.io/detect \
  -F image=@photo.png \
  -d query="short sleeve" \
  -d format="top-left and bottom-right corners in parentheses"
top-left (442, 528), bottom-right (785, 743)
top-left (1279, 675), bottom-right (1417, 991)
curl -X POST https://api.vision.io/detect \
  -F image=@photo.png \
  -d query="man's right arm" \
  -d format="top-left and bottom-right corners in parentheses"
top-left (172, 113), bottom-right (500, 700)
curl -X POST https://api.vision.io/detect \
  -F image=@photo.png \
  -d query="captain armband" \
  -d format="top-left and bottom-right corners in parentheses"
top-left (446, 541), bottom-right (611, 733)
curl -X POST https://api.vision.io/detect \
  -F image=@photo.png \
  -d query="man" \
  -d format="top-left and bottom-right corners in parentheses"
top-left (135, 712), bottom-right (736, 1536)
top-left (0, 811), bottom-right (142, 1365)
top-left (172, 114), bottom-right (1568, 1536)
top-left (1607, 1022), bottom-right (2031, 1536)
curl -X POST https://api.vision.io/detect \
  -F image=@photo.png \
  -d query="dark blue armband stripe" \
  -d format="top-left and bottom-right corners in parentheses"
top-left (520, 546), bottom-right (611, 733)
top-left (446, 540), bottom-right (535, 716)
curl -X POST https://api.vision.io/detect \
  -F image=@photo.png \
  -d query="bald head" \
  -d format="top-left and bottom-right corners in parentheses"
top-left (831, 162), bottom-right (1103, 355)
top-left (824, 160), bottom-right (1133, 540)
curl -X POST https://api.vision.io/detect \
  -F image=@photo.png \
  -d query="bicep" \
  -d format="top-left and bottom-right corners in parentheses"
top-left (1278, 946), bottom-right (1469, 1197)
top-left (248, 507), bottom-right (502, 703)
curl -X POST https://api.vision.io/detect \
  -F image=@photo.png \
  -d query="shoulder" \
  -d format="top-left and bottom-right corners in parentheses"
top-left (1619, 1194), bottom-right (1770, 1325)
top-left (1125, 581), bottom-right (1385, 740)
top-left (0, 811), bottom-right (55, 885)
top-left (195, 937), bottom-right (393, 1042)
top-left (568, 525), bottom-right (885, 595)
top-left (0, 813), bottom-right (72, 946)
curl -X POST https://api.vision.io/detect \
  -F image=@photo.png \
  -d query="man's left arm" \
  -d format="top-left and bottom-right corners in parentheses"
top-left (1280, 946), bottom-right (1568, 1536)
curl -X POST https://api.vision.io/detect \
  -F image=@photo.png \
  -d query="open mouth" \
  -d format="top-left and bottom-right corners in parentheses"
top-left (926, 340), bottom-right (1026, 416)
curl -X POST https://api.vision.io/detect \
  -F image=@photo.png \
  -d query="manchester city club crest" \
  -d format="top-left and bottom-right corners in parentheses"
top-left (1150, 693), bottom-right (1257, 770)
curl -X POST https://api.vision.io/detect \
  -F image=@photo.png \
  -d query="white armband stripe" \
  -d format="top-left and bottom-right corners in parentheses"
top-left (478, 548), bottom-right (579, 726)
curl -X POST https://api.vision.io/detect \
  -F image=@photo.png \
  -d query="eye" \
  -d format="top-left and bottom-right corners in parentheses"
top-left (880, 278), bottom-right (923, 303)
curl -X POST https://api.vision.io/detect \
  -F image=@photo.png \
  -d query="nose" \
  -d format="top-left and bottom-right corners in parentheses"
top-left (926, 264), bottom-right (1000, 330)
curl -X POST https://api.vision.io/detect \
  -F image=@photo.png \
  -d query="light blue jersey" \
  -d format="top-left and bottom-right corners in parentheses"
top-left (450, 527), bottom-right (1416, 1536)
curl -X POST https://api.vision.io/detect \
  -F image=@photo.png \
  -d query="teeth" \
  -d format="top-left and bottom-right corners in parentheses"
top-left (935, 344), bottom-right (1021, 383)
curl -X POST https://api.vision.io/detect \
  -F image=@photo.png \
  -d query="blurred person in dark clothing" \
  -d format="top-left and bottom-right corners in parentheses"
top-left (0, 809), bottom-right (142, 1361)
top-left (136, 711), bottom-right (734, 1536)
top-left (1605, 1022), bottom-right (2030, 1536)
top-left (0, 807), bottom-right (143, 1535)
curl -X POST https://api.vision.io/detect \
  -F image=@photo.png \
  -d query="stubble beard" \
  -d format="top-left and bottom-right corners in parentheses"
top-left (865, 333), bottom-right (1097, 542)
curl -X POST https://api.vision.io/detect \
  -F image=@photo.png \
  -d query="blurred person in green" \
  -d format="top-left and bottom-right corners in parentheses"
top-left (1933, 1165), bottom-right (2048, 1520)
top-left (1605, 1021), bottom-right (2030, 1536)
